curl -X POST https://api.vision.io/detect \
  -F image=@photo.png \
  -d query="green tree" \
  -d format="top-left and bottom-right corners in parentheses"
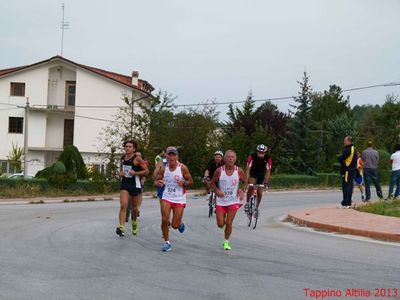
top-left (311, 85), bottom-right (352, 171)
top-left (7, 142), bottom-right (23, 173)
top-left (373, 94), bottom-right (400, 152)
top-left (285, 71), bottom-right (318, 174)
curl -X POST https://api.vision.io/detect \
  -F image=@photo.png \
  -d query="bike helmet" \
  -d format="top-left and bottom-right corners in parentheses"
top-left (214, 150), bottom-right (224, 157)
top-left (256, 144), bottom-right (268, 152)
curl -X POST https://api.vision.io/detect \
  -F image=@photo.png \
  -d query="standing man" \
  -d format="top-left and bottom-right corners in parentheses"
top-left (361, 141), bottom-right (383, 201)
top-left (338, 136), bottom-right (357, 208)
top-left (153, 146), bottom-right (193, 252)
top-left (211, 150), bottom-right (246, 250)
top-left (386, 143), bottom-right (400, 200)
top-left (116, 140), bottom-right (149, 237)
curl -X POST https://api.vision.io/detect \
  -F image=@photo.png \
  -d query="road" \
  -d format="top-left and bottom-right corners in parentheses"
top-left (0, 191), bottom-right (399, 300)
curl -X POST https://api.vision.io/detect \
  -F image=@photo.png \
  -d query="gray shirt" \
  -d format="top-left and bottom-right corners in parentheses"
top-left (361, 147), bottom-right (379, 169)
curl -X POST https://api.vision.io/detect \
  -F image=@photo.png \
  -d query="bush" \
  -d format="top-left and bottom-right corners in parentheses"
top-left (270, 173), bottom-right (340, 189)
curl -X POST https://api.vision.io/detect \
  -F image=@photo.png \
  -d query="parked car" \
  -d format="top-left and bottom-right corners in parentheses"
top-left (8, 173), bottom-right (34, 179)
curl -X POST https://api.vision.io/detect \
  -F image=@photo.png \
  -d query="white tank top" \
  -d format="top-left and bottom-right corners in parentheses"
top-left (216, 165), bottom-right (240, 206)
top-left (162, 163), bottom-right (186, 204)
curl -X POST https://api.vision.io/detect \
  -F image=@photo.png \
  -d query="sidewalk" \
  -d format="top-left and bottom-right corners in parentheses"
top-left (0, 190), bottom-right (205, 205)
top-left (288, 204), bottom-right (400, 242)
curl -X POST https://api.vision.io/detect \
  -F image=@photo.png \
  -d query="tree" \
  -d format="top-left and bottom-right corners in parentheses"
top-left (7, 142), bottom-right (23, 173)
top-left (98, 90), bottom-right (175, 174)
top-left (285, 71), bottom-right (318, 174)
top-left (372, 94), bottom-right (400, 152)
top-left (310, 85), bottom-right (352, 171)
top-left (222, 92), bottom-right (289, 170)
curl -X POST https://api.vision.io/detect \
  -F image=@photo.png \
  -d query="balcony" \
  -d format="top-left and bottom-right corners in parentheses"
top-left (30, 104), bottom-right (75, 113)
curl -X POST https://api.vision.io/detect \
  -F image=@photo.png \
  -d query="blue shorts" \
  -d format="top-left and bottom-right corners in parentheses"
top-left (355, 175), bottom-right (363, 185)
top-left (157, 186), bottom-right (165, 199)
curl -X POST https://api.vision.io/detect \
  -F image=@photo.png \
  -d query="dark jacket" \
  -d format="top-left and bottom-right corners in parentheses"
top-left (338, 144), bottom-right (357, 175)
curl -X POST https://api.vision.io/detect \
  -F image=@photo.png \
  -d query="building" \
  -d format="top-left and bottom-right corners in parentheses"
top-left (0, 55), bottom-right (154, 176)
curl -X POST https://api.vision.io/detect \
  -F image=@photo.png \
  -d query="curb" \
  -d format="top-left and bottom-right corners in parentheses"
top-left (287, 206), bottom-right (400, 242)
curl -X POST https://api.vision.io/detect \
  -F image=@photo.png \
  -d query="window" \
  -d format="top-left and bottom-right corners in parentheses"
top-left (63, 119), bottom-right (74, 146)
top-left (65, 81), bottom-right (76, 107)
top-left (10, 82), bottom-right (25, 96)
top-left (9, 117), bottom-right (23, 134)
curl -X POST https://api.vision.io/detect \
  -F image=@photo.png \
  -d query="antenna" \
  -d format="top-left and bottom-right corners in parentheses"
top-left (60, 3), bottom-right (70, 56)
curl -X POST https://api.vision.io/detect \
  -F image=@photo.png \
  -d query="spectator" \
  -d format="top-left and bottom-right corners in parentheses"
top-left (354, 150), bottom-right (365, 201)
top-left (361, 141), bottom-right (383, 201)
top-left (386, 143), bottom-right (400, 200)
top-left (337, 136), bottom-right (357, 208)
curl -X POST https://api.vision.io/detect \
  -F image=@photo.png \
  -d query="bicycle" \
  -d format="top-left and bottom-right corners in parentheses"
top-left (246, 183), bottom-right (265, 229)
top-left (208, 191), bottom-right (216, 218)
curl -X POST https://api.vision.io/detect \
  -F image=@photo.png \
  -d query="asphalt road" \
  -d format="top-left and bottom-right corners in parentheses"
top-left (0, 191), bottom-right (399, 300)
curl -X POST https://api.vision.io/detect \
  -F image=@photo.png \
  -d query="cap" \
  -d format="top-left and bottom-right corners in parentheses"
top-left (166, 146), bottom-right (178, 155)
top-left (367, 141), bottom-right (373, 147)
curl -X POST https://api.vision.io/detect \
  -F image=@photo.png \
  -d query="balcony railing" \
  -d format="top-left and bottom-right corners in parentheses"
top-left (30, 104), bottom-right (75, 112)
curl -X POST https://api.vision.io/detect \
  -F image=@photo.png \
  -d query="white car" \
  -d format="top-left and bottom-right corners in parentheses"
top-left (8, 173), bottom-right (33, 179)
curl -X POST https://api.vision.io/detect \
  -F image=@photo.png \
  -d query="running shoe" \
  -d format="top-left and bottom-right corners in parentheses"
top-left (116, 225), bottom-right (125, 237)
top-left (131, 220), bottom-right (138, 235)
top-left (223, 240), bottom-right (231, 251)
top-left (178, 222), bottom-right (185, 233)
top-left (162, 241), bottom-right (172, 252)
top-left (244, 203), bottom-right (249, 213)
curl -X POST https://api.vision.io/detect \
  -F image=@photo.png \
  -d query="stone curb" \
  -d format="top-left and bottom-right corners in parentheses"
top-left (287, 206), bottom-right (400, 242)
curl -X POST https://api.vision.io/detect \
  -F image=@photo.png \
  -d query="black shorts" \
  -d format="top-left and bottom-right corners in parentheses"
top-left (249, 170), bottom-right (265, 185)
top-left (120, 184), bottom-right (142, 197)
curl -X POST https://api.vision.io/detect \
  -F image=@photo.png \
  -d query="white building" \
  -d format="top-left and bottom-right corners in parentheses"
top-left (0, 55), bottom-right (154, 176)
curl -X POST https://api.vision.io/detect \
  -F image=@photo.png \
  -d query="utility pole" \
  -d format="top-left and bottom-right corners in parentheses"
top-left (23, 97), bottom-right (29, 178)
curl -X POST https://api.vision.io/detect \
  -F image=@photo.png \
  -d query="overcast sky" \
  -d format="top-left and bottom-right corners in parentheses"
top-left (1, 0), bottom-right (399, 119)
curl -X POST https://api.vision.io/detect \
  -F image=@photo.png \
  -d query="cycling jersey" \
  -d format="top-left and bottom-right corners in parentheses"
top-left (206, 159), bottom-right (225, 179)
top-left (247, 153), bottom-right (272, 184)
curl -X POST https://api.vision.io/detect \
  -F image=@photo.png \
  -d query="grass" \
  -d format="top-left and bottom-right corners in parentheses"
top-left (356, 199), bottom-right (400, 217)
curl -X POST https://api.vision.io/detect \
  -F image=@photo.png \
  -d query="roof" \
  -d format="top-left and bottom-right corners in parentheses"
top-left (0, 55), bottom-right (154, 94)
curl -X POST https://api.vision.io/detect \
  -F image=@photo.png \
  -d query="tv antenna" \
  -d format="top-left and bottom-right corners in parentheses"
top-left (60, 3), bottom-right (70, 56)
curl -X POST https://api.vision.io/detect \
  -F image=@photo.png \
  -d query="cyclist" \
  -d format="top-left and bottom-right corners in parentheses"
top-left (116, 140), bottom-right (149, 237)
top-left (244, 144), bottom-right (272, 216)
top-left (203, 150), bottom-right (225, 198)
top-left (153, 146), bottom-right (193, 252)
top-left (211, 150), bottom-right (246, 250)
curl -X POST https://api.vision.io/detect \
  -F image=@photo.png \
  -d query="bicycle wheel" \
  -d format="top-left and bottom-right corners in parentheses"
top-left (208, 193), bottom-right (214, 218)
top-left (247, 196), bottom-right (254, 227)
top-left (252, 208), bottom-right (258, 229)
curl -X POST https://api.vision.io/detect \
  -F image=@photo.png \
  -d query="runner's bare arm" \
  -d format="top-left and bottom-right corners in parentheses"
top-left (153, 165), bottom-right (165, 187)
top-left (210, 167), bottom-right (224, 197)
top-left (179, 164), bottom-right (193, 187)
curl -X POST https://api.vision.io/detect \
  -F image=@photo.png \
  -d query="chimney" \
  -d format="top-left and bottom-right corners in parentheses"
top-left (132, 71), bottom-right (139, 86)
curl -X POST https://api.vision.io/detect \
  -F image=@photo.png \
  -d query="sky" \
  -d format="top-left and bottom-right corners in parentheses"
top-left (1, 0), bottom-right (400, 120)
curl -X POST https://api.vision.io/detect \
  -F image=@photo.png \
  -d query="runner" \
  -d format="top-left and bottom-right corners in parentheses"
top-left (126, 151), bottom-right (148, 222)
top-left (116, 140), bottom-right (149, 237)
top-left (153, 146), bottom-right (193, 252)
top-left (203, 150), bottom-right (224, 198)
top-left (153, 149), bottom-right (168, 200)
top-left (244, 144), bottom-right (272, 215)
top-left (210, 150), bottom-right (246, 250)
